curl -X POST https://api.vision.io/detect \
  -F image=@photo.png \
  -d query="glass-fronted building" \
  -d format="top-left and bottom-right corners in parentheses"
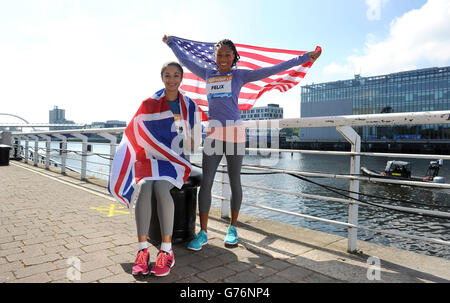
top-left (300, 66), bottom-right (450, 141)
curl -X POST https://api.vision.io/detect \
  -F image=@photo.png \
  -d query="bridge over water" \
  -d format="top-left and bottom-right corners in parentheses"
top-left (0, 113), bottom-right (86, 131)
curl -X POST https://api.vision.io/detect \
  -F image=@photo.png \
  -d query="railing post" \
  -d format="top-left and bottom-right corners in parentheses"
top-left (73, 133), bottom-right (88, 180)
top-left (28, 135), bottom-right (39, 166)
top-left (12, 136), bottom-right (19, 159)
top-left (24, 137), bottom-right (29, 164)
top-left (221, 160), bottom-right (230, 219)
top-left (99, 132), bottom-right (117, 170)
top-left (336, 126), bottom-right (361, 253)
top-left (39, 135), bottom-right (51, 169)
top-left (53, 134), bottom-right (67, 175)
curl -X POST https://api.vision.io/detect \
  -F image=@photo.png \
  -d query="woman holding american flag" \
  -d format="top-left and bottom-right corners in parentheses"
top-left (108, 61), bottom-right (202, 277)
top-left (163, 35), bottom-right (320, 251)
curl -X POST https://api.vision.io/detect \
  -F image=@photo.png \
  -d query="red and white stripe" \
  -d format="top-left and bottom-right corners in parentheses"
top-left (108, 90), bottom-right (198, 209)
top-left (180, 43), bottom-right (313, 111)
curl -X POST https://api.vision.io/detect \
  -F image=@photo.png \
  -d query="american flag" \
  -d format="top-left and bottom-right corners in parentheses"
top-left (171, 36), bottom-right (320, 111)
top-left (108, 89), bottom-right (200, 209)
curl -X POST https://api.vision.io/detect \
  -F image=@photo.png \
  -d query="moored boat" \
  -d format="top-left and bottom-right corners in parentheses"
top-left (361, 160), bottom-right (445, 183)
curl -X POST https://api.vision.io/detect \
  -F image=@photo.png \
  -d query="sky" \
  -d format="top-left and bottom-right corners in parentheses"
top-left (1, 0), bottom-right (450, 125)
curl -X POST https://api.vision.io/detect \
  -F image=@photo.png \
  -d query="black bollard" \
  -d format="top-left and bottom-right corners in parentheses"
top-left (0, 145), bottom-right (11, 166)
top-left (148, 167), bottom-right (202, 246)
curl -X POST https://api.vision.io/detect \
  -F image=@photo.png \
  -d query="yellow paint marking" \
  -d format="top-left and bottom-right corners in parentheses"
top-left (90, 204), bottom-right (130, 217)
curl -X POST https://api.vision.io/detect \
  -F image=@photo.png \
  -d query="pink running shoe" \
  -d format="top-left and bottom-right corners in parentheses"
top-left (132, 248), bottom-right (150, 276)
top-left (151, 250), bottom-right (175, 277)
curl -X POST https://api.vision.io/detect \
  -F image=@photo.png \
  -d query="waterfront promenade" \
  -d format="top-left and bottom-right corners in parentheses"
top-left (1, 160), bottom-right (449, 283)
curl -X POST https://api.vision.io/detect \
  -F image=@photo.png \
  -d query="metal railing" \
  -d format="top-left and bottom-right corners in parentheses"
top-left (10, 110), bottom-right (450, 253)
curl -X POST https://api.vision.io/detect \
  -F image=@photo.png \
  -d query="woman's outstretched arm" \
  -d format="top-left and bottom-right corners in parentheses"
top-left (241, 49), bottom-right (320, 84)
top-left (163, 35), bottom-right (208, 80)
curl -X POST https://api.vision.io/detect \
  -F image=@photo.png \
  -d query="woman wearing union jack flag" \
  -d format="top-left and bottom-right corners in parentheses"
top-left (108, 61), bottom-right (202, 277)
top-left (163, 35), bottom-right (320, 251)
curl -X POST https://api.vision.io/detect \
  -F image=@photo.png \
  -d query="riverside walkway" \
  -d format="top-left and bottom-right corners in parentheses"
top-left (1, 160), bottom-right (449, 284)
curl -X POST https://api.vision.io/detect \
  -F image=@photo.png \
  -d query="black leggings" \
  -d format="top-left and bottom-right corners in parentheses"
top-left (198, 139), bottom-right (245, 213)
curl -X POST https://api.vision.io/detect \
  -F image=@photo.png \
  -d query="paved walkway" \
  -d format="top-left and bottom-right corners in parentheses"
top-left (1, 161), bottom-right (449, 284)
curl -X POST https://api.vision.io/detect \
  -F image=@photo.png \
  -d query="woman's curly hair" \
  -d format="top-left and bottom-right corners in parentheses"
top-left (214, 39), bottom-right (240, 67)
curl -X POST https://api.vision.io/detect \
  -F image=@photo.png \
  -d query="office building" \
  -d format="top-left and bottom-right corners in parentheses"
top-left (240, 104), bottom-right (283, 146)
top-left (88, 120), bottom-right (127, 129)
top-left (300, 66), bottom-right (450, 141)
top-left (240, 103), bottom-right (283, 121)
top-left (49, 106), bottom-right (76, 130)
top-left (49, 106), bottom-right (65, 124)
top-left (104, 120), bottom-right (126, 128)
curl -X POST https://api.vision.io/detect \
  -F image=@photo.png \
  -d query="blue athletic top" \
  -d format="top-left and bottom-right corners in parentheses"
top-left (167, 37), bottom-right (311, 127)
top-left (167, 97), bottom-right (181, 119)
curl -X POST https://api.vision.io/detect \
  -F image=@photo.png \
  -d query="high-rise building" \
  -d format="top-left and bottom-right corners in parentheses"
top-left (48, 106), bottom-right (76, 130)
top-left (300, 66), bottom-right (450, 141)
top-left (49, 106), bottom-right (65, 124)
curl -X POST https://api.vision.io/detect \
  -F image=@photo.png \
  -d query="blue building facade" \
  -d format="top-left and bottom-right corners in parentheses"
top-left (300, 66), bottom-right (450, 141)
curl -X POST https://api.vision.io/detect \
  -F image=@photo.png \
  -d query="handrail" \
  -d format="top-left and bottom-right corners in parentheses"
top-left (238, 164), bottom-right (450, 189)
top-left (246, 147), bottom-right (450, 160)
top-left (213, 192), bottom-right (450, 247)
top-left (11, 110), bottom-right (450, 136)
top-left (213, 176), bottom-right (450, 219)
top-left (9, 110), bottom-right (450, 255)
top-left (242, 110), bottom-right (450, 128)
top-left (12, 126), bottom-right (125, 136)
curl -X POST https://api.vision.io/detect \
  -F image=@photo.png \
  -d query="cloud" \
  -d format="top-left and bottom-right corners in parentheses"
top-left (323, 62), bottom-right (353, 75)
top-left (366, 0), bottom-right (389, 21)
top-left (325, 0), bottom-right (450, 78)
top-left (0, 1), bottom-right (234, 124)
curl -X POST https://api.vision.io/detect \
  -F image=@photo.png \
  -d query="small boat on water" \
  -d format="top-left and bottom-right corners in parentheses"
top-left (361, 160), bottom-right (445, 183)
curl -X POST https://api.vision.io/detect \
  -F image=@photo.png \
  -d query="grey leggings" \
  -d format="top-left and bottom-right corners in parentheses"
top-left (135, 180), bottom-right (174, 237)
top-left (199, 139), bottom-right (244, 213)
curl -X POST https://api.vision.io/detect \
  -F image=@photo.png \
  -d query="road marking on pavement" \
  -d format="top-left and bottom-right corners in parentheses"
top-left (90, 204), bottom-right (130, 217)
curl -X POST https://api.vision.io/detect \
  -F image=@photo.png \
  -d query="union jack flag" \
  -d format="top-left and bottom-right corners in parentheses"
top-left (108, 89), bottom-right (201, 209)
top-left (172, 36), bottom-right (320, 111)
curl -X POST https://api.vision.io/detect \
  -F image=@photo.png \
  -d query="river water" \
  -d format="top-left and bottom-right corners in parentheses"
top-left (32, 141), bottom-right (450, 260)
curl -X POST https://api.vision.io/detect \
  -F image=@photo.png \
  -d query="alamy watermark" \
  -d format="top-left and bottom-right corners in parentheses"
top-left (66, 256), bottom-right (81, 281)
top-left (366, 256), bottom-right (381, 281)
